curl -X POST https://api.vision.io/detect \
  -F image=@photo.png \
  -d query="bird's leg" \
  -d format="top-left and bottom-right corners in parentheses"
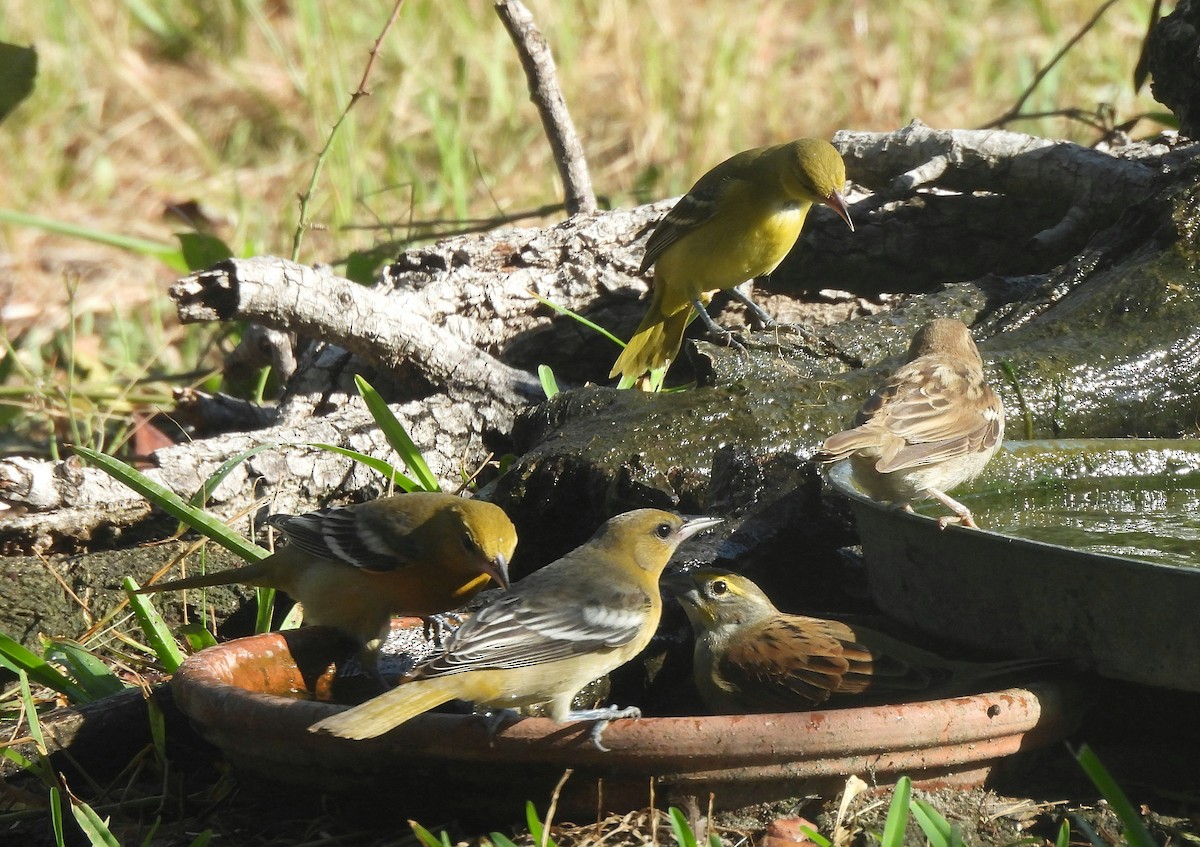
top-left (728, 284), bottom-right (776, 328)
top-left (690, 299), bottom-right (746, 351)
top-left (738, 282), bottom-right (864, 368)
top-left (356, 643), bottom-right (390, 692)
top-left (567, 705), bottom-right (642, 752)
top-left (926, 488), bottom-right (978, 529)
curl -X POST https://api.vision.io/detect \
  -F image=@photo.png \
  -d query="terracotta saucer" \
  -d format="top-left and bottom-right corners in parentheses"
top-left (171, 625), bottom-right (1083, 816)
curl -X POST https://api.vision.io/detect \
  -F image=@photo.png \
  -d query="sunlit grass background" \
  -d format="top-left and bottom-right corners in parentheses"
top-left (0, 0), bottom-right (1164, 458)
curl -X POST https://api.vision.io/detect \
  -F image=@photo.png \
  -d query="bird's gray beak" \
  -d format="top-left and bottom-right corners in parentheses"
top-left (487, 554), bottom-right (511, 591)
top-left (825, 190), bottom-right (855, 232)
top-left (678, 515), bottom-right (723, 542)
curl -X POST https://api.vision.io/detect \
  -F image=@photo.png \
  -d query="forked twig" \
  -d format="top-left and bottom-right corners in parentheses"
top-left (292, 0), bottom-right (408, 260)
top-left (980, 0), bottom-right (1123, 131)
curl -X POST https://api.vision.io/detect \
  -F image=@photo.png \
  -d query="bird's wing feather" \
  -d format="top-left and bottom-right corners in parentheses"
top-left (271, 507), bottom-right (419, 572)
top-left (859, 359), bottom-right (1001, 472)
top-left (715, 617), bottom-right (856, 709)
top-left (639, 182), bottom-right (727, 273)
top-left (413, 584), bottom-right (650, 677)
top-left (639, 147), bottom-right (770, 273)
top-left (718, 617), bottom-right (957, 709)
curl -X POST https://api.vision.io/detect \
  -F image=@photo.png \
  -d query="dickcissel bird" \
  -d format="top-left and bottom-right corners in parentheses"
top-left (675, 568), bottom-right (1053, 714)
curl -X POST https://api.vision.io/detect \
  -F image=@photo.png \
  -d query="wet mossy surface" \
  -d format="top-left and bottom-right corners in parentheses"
top-left (493, 158), bottom-right (1200, 589)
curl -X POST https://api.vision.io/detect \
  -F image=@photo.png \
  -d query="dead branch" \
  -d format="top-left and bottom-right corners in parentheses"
top-left (0, 394), bottom-right (506, 552)
top-left (496, 0), bottom-right (597, 215)
top-left (170, 256), bottom-right (543, 409)
top-left (834, 121), bottom-right (1166, 251)
top-left (5, 127), bottom-right (1195, 552)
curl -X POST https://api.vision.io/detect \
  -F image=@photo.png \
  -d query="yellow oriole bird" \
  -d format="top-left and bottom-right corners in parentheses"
top-left (137, 492), bottom-right (516, 674)
top-left (610, 138), bottom-right (854, 385)
top-left (309, 509), bottom-right (721, 746)
top-left (813, 318), bottom-right (1005, 528)
top-left (674, 568), bottom-right (1053, 715)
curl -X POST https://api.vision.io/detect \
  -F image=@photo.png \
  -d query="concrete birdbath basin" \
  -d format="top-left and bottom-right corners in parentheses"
top-left (829, 438), bottom-right (1200, 692)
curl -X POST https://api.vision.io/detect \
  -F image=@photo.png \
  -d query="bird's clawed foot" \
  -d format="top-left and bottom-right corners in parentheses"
top-left (476, 707), bottom-right (522, 744)
top-left (696, 310), bottom-right (746, 349)
top-left (567, 705), bottom-right (642, 752)
top-left (422, 612), bottom-right (466, 646)
top-left (928, 488), bottom-right (978, 530)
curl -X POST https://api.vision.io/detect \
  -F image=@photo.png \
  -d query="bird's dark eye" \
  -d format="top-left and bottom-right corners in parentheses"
top-left (461, 532), bottom-right (481, 553)
top-left (655, 522), bottom-right (673, 539)
top-left (710, 579), bottom-right (728, 596)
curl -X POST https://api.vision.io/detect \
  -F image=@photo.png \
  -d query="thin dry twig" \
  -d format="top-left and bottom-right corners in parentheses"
top-left (980, 0), bottom-right (1123, 130)
top-left (543, 768), bottom-right (573, 847)
top-left (495, 0), bottom-right (597, 215)
top-left (292, 0), bottom-right (408, 260)
top-left (35, 550), bottom-right (91, 623)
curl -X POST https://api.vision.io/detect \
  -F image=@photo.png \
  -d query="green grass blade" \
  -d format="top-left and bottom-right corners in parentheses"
top-left (525, 800), bottom-right (556, 847)
top-left (74, 446), bottom-right (267, 563)
top-left (0, 209), bottom-right (188, 272)
top-left (881, 776), bottom-right (912, 847)
top-left (50, 785), bottom-right (66, 847)
top-left (148, 694), bottom-right (168, 768)
top-left (44, 639), bottom-right (126, 700)
top-left (1055, 818), bottom-right (1071, 847)
top-left (2, 746), bottom-right (36, 771)
top-left (0, 42), bottom-right (37, 125)
top-left (1072, 814), bottom-right (1107, 847)
top-left (18, 668), bottom-right (48, 752)
top-left (176, 232), bottom-right (234, 272)
top-left (999, 360), bottom-right (1034, 440)
top-left (537, 364), bottom-right (560, 399)
top-left (409, 820), bottom-right (452, 847)
top-left (911, 798), bottom-right (959, 847)
top-left (798, 826), bottom-right (832, 847)
top-left (123, 578), bottom-right (188, 673)
top-left (176, 623), bottom-right (218, 653)
top-left (308, 442), bottom-right (418, 492)
top-left (188, 443), bottom-right (279, 509)
top-left (254, 587), bottom-right (276, 634)
top-left (14, 668), bottom-right (59, 786)
top-left (526, 290), bottom-right (626, 347)
top-left (1074, 745), bottom-right (1158, 847)
top-left (668, 807), bottom-right (699, 847)
top-left (0, 633), bottom-right (91, 703)
top-left (69, 798), bottom-right (122, 847)
top-left (355, 375), bottom-right (439, 492)
top-left (279, 600), bottom-right (304, 631)
top-left (186, 831), bottom-right (214, 847)
top-left (488, 835), bottom-right (522, 847)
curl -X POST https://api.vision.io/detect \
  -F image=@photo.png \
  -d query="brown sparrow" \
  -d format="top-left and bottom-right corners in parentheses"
top-left (673, 568), bottom-right (1053, 715)
top-left (813, 318), bottom-right (1004, 527)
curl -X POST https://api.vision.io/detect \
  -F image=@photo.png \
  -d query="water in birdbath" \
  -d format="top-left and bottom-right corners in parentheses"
top-left (938, 473), bottom-right (1200, 567)
top-left (914, 439), bottom-right (1200, 567)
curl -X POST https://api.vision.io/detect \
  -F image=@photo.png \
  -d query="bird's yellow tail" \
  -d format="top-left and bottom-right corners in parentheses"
top-left (134, 560), bottom-right (276, 593)
top-left (609, 306), bottom-right (694, 384)
top-left (307, 676), bottom-right (462, 739)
